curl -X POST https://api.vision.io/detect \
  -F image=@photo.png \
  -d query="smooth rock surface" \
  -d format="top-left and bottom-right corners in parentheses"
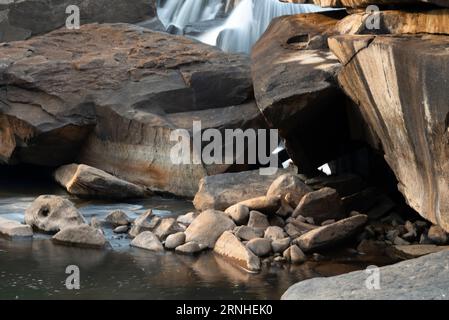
top-left (0, 217), bottom-right (33, 239)
top-left (165, 232), bottom-right (186, 250)
top-left (129, 210), bottom-right (160, 238)
top-left (246, 238), bottom-right (272, 257)
top-left (266, 174), bottom-right (312, 207)
top-left (53, 224), bottom-right (107, 248)
top-left (130, 231), bottom-right (163, 252)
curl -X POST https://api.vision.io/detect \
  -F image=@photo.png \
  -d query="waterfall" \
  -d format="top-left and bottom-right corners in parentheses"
top-left (157, 0), bottom-right (327, 53)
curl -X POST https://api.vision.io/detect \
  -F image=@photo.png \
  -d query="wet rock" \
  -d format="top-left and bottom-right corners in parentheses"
top-left (246, 238), bottom-right (272, 257)
top-left (0, 0), bottom-right (156, 42)
top-left (237, 196), bottom-right (281, 215)
top-left (225, 204), bottom-right (250, 225)
top-left (292, 187), bottom-right (343, 224)
top-left (25, 195), bottom-right (86, 233)
top-left (105, 210), bottom-right (131, 227)
top-left (390, 245), bottom-right (449, 259)
top-left (54, 164), bottom-right (148, 199)
top-left (296, 214), bottom-right (368, 252)
top-left (130, 231), bottom-right (164, 252)
top-left (193, 170), bottom-right (285, 211)
top-left (176, 212), bottom-right (198, 226)
top-left (153, 218), bottom-right (181, 240)
top-left (247, 211), bottom-right (270, 231)
top-left (428, 226), bottom-right (448, 245)
top-left (264, 226), bottom-right (287, 241)
top-left (329, 33), bottom-right (449, 231)
top-left (282, 250), bottom-right (449, 300)
top-left (234, 226), bottom-right (259, 241)
top-left (0, 217), bottom-right (33, 239)
top-left (290, 245), bottom-right (307, 264)
top-left (185, 210), bottom-right (236, 248)
top-left (266, 174), bottom-right (312, 208)
top-left (165, 232), bottom-right (186, 250)
top-left (90, 217), bottom-right (102, 229)
top-left (53, 224), bottom-right (107, 248)
top-left (276, 198), bottom-right (294, 218)
top-left (357, 239), bottom-right (388, 255)
top-left (175, 241), bottom-right (203, 255)
top-left (214, 231), bottom-right (261, 272)
top-left (272, 237), bottom-right (291, 254)
top-left (284, 223), bottom-right (302, 239)
top-left (269, 215), bottom-right (286, 228)
top-left (129, 210), bottom-right (160, 238)
top-left (113, 226), bottom-right (129, 234)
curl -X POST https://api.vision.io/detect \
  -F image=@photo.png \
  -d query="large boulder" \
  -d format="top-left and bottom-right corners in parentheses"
top-left (0, 23), bottom-right (260, 197)
top-left (214, 231), bottom-right (261, 272)
top-left (0, 0), bottom-right (156, 42)
top-left (193, 170), bottom-right (285, 211)
top-left (328, 33), bottom-right (449, 231)
top-left (251, 11), bottom-right (354, 174)
top-left (282, 250), bottom-right (449, 300)
top-left (25, 195), bottom-right (86, 233)
top-left (52, 224), bottom-right (107, 248)
top-left (54, 164), bottom-right (148, 199)
top-left (184, 210), bottom-right (236, 248)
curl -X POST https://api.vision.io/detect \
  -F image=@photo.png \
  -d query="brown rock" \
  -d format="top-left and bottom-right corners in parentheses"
top-left (129, 210), bottom-right (160, 238)
top-left (53, 224), bottom-right (107, 248)
top-left (246, 238), bottom-right (272, 257)
top-left (266, 174), bottom-right (312, 207)
top-left (247, 211), bottom-right (270, 231)
top-left (225, 204), bottom-right (250, 225)
top-left (105, 210), bottom-right (131, 227)
top-left (0, 217), bottom-right (33, 239)
top-left (264, 226), bottom-right (287, 241)
top-left (428, 226), bottom-right (448, 245)
top-left (237, 196), bottom-right (281, 214)
top-left (130, 231), bottom-right (164, 252)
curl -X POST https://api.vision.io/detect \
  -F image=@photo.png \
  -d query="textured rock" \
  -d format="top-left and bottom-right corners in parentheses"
top-left (176, 212), bottom-right (198, 226)
top-left (175, 241), bottom-right (203, 254)
top-left (234, 226), bottom-right (260, 241)
top-left (252, 11), bottom-right (353, 174)
top-left (104, 210), bottom-right (130, 227)
top-left (296, 214), bottom-right (368, 251)
top-left (272, 237), bottom-right (291, 253)
top-left (329, 34), bottom-right (449, 231)
top-left (264, 226), bottom-right (287, 241)
top-left (282, 250), bottom-right (449, 300)
top-left (237, 196), bottom-right (281, 214)
top-left (224, 204), bottom-right (250, 225)
top-left (193, 170), bottom-right (285, 211)
top-left (185, 210), bottom-right (236, 248)
top-left (312, 0), bottom-right (449, 8)
top-left (247, 211), bottom-right (270, 230)
top-left (153, 218), bottom-right (181, 240)
top-left (428, 226), bottom-right (448, 245)
top-left (266, 174), bottom-right (312, 207)
top-left (130, 231), bottom-right (164, 252)
top-left (128, 210), bottom-right (160, 238)
top-left (0, 217), bottom-right (33, 239)
top-left (289, 245), bottom-right (307, 264)
top-left (246, 238), bottom-right (272, 257)
top-left (25, 195), bottom-right (86, 233)
top-left (0, 23), bottom-right (259, 197)
top-left (390, 244), bottom-right (449, 259)
top-left (214, 231), bottom-right (261, 272)
top-left (0, 0), bottom-right (156, 42)
top-left (53, 224), bottom-right (107, 248)
top-left (165, 232), bottom-right (186, 250)
top-left (54, 164), bottom-right (148, 199)
top-left (292, 187), bottom-right (343, 224)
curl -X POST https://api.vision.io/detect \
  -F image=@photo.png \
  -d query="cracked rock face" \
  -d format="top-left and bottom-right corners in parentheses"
top-left (329, 34), bottom-right (449, 231)
top-left (0, 23), bottom-right (262, 197)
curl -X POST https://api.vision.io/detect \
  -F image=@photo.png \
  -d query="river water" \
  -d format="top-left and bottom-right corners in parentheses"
top-left (0, 167), bottom-right (396, 299)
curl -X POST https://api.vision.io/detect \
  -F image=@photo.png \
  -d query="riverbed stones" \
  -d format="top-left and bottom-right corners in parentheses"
top-left (237, 196), bottom-right (281, 215)
top-left (113, 226), bottom-right (129, 234)
top-left (154, 218), bottom-right (182, 240)
top-left (165, 232), bottom-right (186, 250)
top-left (292, 187), bottom-right (343, 224)
top-left (175, 241), bottom-right (203, 255)
top-left (130, 231), bottom-right (164, 252)
top-left (129, 210), bottom-right (160, 238)
top-left (193, 170), bottom-right (285, 211)
top-left (54, 164), bottom-right (148, 199)
top-left (264, 226), bottom-right (287, 241)
top-left (428, 226), bottom-right (448, 245)
top-left (234, 226), bottom-right (260, 241)
top-left (105, 210), bottom-right (131, 227)
top-left (266, 174), bottom-right (312, 208)
top-left (247, 211), bottom-right (270, 231)
top-left (390, 244), bottom-right (449, 259)
top-left (246, 238), bottom-right (272, 257)
top-left (176, 212), bottom-right (198, 226)
top-left (0, 217), bottom-right (33, 239)
top-left (185, 210), bottom-right (236, 248)
top-left (272, 237), bottom-right (291, 254)
top-left (224, 204), bottom-right (250, 225)
top-left (289, 245), bottom-right (307, 264)
top-left (53, 224), bottom-right (107, 248)
top-left (296, 214), bottom-right (368, 252)
top-left (214, 231), bottom-right (261, 272)
top-left (25, 195), bottom-right (86, 233)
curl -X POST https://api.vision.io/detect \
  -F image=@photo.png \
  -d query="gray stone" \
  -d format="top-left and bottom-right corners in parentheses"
top-left (113, 225), bottom-right (128, 234)
top-left (129, 210), bottom-right (160, 238)
top-left (25, 195), bottom-right (86, 233)
top-left (290, 245), bottom-right (307, 264)
top-left (234, 226), bottom-right (259, 241)
top-left (165, 232), bottom-right (186, 250)
top-left (264, 226), bottom-right (287, 241)
top-left (266, 174), bottom-right (312, 208)
top-left (153, 218), bottom-right (181, 240)
top-left (271, 237), bottom-right (291, 254)
top-left (282, 250), bottom-right (449, 300)
top-left (185, 210), bottom-right (236, 248)
top-left (176, 212), bottom-right (198, 226)
top-left (247, 211), bottom-right (269, 230)
top-left (246, 238), bottom-right (272, 257)
top-left (53, 224), bottom-right (107, 248)
top-left (0, 217), bottom-right (33, 239)
top-left (175, 241), bottom-right (203, 255)
top-left (225, 204), bottom-right (250, 225)
top-left (130, 231), bottom-right (163, 252)
top-left (105, 210), bottom-right (130, 227)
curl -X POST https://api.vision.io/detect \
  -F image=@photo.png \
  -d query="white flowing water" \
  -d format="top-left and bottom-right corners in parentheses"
top-left (158, 0), bottom-right (327, 53)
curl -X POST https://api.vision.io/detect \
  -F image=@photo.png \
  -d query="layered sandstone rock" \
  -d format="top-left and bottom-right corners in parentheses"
top-left (0, 23), bottom-right (262, 197)
top-left (0, 0), bottom-right (156, 41)
top-left (328, 33), bottom-right (449, 230)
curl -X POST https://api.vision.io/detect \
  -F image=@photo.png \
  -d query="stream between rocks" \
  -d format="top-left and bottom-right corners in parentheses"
top-left (0, 173), bottom-right (396, 299)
